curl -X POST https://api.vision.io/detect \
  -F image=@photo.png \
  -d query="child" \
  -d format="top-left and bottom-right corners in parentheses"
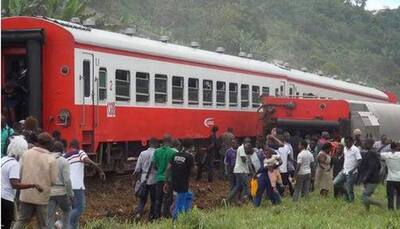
top-left (264, 157), bottom-right (282, 204)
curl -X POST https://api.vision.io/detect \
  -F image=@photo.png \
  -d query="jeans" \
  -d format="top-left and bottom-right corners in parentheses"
top-left (154, 181), bottom-right (173, 219)
top-left (333, 171), bottom-right (357, 202)
top-left (361, 183), bottom-right (380, 209)
top-left (227, 170), bottom-right (236, 192)
top-left (48, 195), bottom-right (72, 229)
top-left (228, 173), bottom-right (249, 202)
top-left (2, 198), bottom-right (14, 229)
top-left (253, 173), bottom-right (271, 207)
top-left (387, 181), bottom-right (400, 210)
top-left (293, 173), bottom-right (311, 202)
top-left (172, 192), bottom-right (193, 220)
top-left (12, 202), bottom-right (48, 229)
top-left (135, 184), bottom-right (156, 220)
top-left (69, 190), bottom-right (85, 229)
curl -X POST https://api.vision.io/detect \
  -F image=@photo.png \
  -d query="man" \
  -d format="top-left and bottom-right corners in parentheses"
top-left (153, 134), bottom-right (176, 219)
top-left (293, 140), bottom-right (314, 202)
top-left (373, 135), bottom-right (391, 153)
top-left (48, 141), bottom-right (74, 229)
top-left (206, 126), bottom-right (219, 182)
top-left (224, 138), bottom-right (238, 191)
top-left (283, 131), bottom-right (296, 180)
top-left (2, 136), bottom-right (42, 229)
top-left (358, 139), bottom-right (382, 211)
top-left (353, 129), bottom-right (363, 149)
top-left (66, 139), bottom-right (106, 229)
top-left (332, 143), bottom-right (345, 198)
top-left (133, 138), bottom-right (158, 220)
top-left (277, 134), bottom-right (294, 196)
top-left (315, 131), bottom-right (330, 155)
top-left (220, 127), bottom-right (234, 160)
top-left (333, 136), bottom-right (362, 202)
top-left (13, 132), bottom-right (58, 229)
top-left (165, 139), bottom-right (195, 220)
top-left (380, 142), bottom-right (400, 210)
top-left (227, 138), bottom-right (252, 203)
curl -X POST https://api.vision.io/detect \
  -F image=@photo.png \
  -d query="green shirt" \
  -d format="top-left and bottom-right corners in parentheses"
top-left (1, 126), bottom-right (14, 157)
top-left (153, 146), bottom-right (176, 182)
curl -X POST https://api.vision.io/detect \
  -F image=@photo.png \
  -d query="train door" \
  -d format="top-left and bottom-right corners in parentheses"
top-left (1, 29), bottom-right (43, 125)
top-left (79, 53), bottom-right (96, 152)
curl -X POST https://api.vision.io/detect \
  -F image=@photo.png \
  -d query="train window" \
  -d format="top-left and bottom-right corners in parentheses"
top-left (172, 76), bottom-right (184, 104)
top-left (252, 86), bottom-right (260, 108)
top-left (229, 83), bottom-right (238, 107)
top-left (99, 68), bottom-right (107, 101)
top-left (83, 60), bottom-right (90, 98)
top-left (275, 88), bottom-right (279, 96)
top-left (188, 78), bottom-right (199, 105)
top-left (262, 87), bottom-right (269, 96)
top-left (136, 72), bottom-right (150, 102)
top-left (155, 74), bottom-right (167, 103)
top-left (203, 80), bottom-right (213, 106)
top-left (241, 84), bottom-right (249, 108)
top-left (289, 87), bottom-right (293, 96)
top-left (217, 81), bottom-right (226, 106)
top-left (115, 69), bottom-right (130, 101)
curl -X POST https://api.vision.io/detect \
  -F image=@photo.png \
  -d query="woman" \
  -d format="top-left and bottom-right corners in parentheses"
top-left (315, 142), bottom-right (333, 197)
top-left (1, 135), bottom-right (42, 229)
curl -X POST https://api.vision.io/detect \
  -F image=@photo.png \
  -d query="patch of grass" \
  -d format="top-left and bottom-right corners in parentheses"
top-left (84, 185), bottom-right (400, 229)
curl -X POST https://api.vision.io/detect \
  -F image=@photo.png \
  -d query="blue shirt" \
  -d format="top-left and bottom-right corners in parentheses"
top-left (224, 148), bottom-right (236, 168)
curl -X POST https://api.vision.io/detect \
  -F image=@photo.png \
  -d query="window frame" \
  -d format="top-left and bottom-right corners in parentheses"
top-left (229, 83), bottom-right (238, 107)
top-left (98, 67), bottom-right (107, 101)
top-left (188, 78), bottom-right (199, 105)
top-left (154, 74), bottom-right (168, 104)
top-left (83, 60), bottom-right (91, 98)
top-left (115, 69), bottom-right (131, 102)
top-left (216, 81), bottom-right (226, 106)
top-left (241, 84), bottom-right (249, 108)
top-left (136, 72), bottom-right (150, 103)
top-left (252, 85), bottom-right (260, 108)
top-left (172, 76), bottom-right (184, 104)
top-left (203, 79), bottom-right (213, 106)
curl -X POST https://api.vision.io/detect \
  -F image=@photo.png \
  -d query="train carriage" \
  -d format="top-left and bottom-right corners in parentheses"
top-left (1, 16), bottom-right (397, 171)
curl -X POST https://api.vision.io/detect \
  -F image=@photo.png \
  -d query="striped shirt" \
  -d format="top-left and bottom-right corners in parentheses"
top-left (65, 150), bottom-right (88, 190)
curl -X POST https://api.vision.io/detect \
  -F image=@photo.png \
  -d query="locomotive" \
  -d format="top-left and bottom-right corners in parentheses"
top-left (1, 16), bottom-right (397, 171)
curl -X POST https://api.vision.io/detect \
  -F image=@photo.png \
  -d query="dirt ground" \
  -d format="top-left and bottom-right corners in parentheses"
top-left (82, 173), bottom-right (230, 224)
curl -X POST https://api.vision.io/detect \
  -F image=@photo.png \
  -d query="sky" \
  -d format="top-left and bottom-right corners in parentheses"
top-left (365, 0), bottom-right (400, 10)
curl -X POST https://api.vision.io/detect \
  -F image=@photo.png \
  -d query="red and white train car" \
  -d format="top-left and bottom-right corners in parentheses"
top-left (1, 16), bottom-right (397, 169)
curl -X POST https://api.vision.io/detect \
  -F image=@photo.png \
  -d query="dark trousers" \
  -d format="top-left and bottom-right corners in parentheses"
top-left (196, 158), bottom-right (214, 182)
top-left (135, 184), bottom-right (156, 220)
top-left (387, 181), bottom-right (400, 210)
top-left (154, 181), bottom-right (173, 219)
top-left (281, 172), bottom-right (294, 196)
top-left (1, 198), bottom-right (14, 229)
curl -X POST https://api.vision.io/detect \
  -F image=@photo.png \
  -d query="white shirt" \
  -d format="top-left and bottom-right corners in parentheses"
top-left (233, 145), bottom-right (249, 174)
top-left (380, 151), bottom-right (400, 181)
top-left (66, 150), bottom-right (88, 190)
top-left (134, 147), bottom-right (156, 185)
top-left (249, 153), bottom-right (261, 173)
top-left (1, 156), bottom-right (20, 202)
top-left (297, 149), bottom-right (314, 175)
top-left (278, 144), bottom-right (291, 173)
top-left (373, 141), bottom-right (391, 152)
top-left (343, 145), bottom-right (362, 174)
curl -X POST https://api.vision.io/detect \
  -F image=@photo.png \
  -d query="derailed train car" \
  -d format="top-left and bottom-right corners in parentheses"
top-left (260, 96), bottom-right (400, 141)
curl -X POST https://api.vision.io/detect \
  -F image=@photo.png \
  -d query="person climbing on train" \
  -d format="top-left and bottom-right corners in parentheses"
top-left (65, 139), bottom-right (106, 229)
top-left (153, 134), bottom-right (176, 219)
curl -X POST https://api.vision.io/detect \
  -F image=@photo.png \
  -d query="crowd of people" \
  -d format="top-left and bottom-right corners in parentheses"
top-left (1, 115), bottom-right (105, 229)
top-left (2, 113), bottom-right (400, 228)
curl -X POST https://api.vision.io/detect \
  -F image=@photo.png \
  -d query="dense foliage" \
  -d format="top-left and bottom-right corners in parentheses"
top-left (2, 0), bottom-right (400, 95)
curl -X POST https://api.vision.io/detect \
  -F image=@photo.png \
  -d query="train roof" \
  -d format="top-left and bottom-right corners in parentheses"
top-left (2, 16), bottom-right (389, 101)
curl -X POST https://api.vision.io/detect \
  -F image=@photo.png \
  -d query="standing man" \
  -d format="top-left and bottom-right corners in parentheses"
top-left (277, 134), bottom-right (294, 196)
top-left (153, 134), bottom-right (176, 219)
top-left (48, 141), bottom-right (74, 229)
top-left (220, 127), bottom-right (234, 177)
top-left (224, 138), bottom-right (238, 192)
top-left (333, 136), bottom-right (362, 202)
top-left (13, 132), bottom-right (58, 229)
top-left (227, 138), bottom-right (252, 204)
top-left (206, 126), bottom-right (218, 182)
top-left (165, 139), bottom-right (195, 220)
top-left (359, 139), bottom-right (382, 211)
top-left (133, 138), bottom-right (158, 220)
top-left (380, 142), bottom-right (400, 210)
top-left (332, 144), bottom-right (345, 198)
top-left (293, 140), bottom-right (314, 202)
top-left (66, 139), bottom-right (106, 229)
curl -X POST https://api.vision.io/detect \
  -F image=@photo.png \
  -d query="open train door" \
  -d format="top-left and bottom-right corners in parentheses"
top-left (1, 29), bottom-right (44, 124)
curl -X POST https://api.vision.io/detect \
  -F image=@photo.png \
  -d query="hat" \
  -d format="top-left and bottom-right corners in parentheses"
top-left (264, 157), bottom-right (277, 167)
top-left (353, 129), bottom-right (362, 136)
